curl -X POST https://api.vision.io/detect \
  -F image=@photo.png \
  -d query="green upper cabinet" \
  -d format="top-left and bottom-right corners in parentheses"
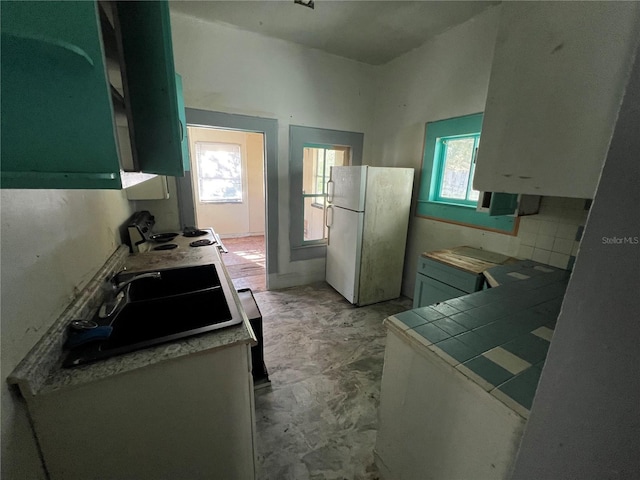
top-left (117, 1), bottom-right (184, 177)
top-left (0, 0), bottom-right (186, 189)
top-left (175, 73), bottom-right (190, 172)
top-left (1, 1), bottom-right (121, 189)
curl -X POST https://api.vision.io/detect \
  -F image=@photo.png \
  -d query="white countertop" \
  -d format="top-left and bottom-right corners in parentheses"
top-left (9, 237), bottom-right (256, 399)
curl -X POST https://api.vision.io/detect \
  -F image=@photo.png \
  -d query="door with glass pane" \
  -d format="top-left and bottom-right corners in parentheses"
top-left (301, 145), bottom-right (350, 243)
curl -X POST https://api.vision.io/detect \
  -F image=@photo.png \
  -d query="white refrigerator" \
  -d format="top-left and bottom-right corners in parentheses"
top-left (325, 165), bottom-right (414, 306)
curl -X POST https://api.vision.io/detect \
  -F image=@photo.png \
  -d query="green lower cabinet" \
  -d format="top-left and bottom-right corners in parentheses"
top-left (413, 275), bottom-right (467, 309)
top-left (413, 257), bottom-right (485, 308)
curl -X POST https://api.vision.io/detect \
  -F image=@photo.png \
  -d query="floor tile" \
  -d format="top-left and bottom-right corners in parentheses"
top-left (253, 283), bottom-right (413, 480)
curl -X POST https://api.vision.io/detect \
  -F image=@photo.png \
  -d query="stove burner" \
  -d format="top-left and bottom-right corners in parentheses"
top-left (183, 229), bottom-right (208, 238)
top-left (190, 239), bottom-right (214, 247)
top-left (153, 243), bottom-right (178, 251)
top-left (150, 232), bottom-right (179, 243)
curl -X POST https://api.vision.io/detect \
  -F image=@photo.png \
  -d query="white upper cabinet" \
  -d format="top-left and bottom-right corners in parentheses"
top-left (474, 2), bottom-right (640, 199)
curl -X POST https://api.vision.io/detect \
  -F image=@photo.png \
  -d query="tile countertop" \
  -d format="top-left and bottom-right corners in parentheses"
top-left (386, 260), bottom-right (570, 418)
top-left (9, 240), bottom-right (256, 399)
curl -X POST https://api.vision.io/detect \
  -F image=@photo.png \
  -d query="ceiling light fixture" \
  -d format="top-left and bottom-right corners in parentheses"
top-left (294, 0), bottom-right (314, 9)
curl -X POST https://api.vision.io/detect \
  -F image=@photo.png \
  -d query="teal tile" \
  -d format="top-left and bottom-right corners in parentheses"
top-left (498, 368), bottom-right (542, 410)
top-left (450, 312), bottom-right (491, 330)
top-left (463, 355), bottom-right (513, 387)
top-left (412, 306), bottom-right (445, 322)
top-left (465, 304), bottom-right (508, 324)
top-left (433, 338), bottom-right (478, 363)
top-left (473, 322), bottom-right (516, 345)
top-left (455, 331), bottom-right (498, 353)
top-left (432, 303), bottom-right (460, 317)
top-left (462, 292), bottom-right (495, 307)
top-left (501, 334), bottom-right (550, 364)
top-left (413, 323), bottom-right (450, 343)
top-left (502, 318), bottom-right (535, 336)
top-left (394, 311), bottom-right (428, 329)
top-left (516, 367), bottom-right (542, 386)
top-left (432, 317), bottom-right (468, 336)
top-left (444, 298), bottom-right (474, 312)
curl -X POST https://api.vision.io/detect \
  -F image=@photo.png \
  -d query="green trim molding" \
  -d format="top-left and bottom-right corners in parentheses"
top-left (417, 113), bottom-right (516, 234)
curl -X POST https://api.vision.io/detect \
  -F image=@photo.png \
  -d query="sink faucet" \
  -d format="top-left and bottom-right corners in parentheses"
top-left (112, 271), bottom-right (162, 296)
top-left (99, 272), bottom-right (162, 318)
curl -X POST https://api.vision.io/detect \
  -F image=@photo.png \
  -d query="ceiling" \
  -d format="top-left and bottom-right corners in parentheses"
top-left (169, 1), bottom-right (499, 65)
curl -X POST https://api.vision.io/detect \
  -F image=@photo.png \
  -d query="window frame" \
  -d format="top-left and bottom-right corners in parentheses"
top-left (194, 141), bottom-right (244, 204)
top-left (305, 144), bottom-right (350, 210)
top-left (289, 126), bottom-right (364, 261)
top-left (432, 133), bottom-right (481, 207)
top-left (416, 113), bottom-right (517, 234)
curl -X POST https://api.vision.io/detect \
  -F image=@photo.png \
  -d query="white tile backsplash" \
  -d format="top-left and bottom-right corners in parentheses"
top-left (535, 234), bottom-right (555, 250)
top-left (532, 248), bottom-right (552, 264)
top-left (538, 220), bottom-right (559, 236)
top-left (552, 237), bottom-right (574, 255)
top-left (548, 252), bottom-right (570, 269)
top-left (515, 196), bottom-right (589, 269)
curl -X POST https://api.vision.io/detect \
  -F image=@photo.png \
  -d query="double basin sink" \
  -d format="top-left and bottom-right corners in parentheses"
top-left (64, 264), bottom-right (241, 367)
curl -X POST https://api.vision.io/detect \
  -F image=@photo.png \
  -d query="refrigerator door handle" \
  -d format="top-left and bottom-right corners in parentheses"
top-left (326, 180), bottom-right (335, 203)
top-left (326, 205), bottom-right (334, 228)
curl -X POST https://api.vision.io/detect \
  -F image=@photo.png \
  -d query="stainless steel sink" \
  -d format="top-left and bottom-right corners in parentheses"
top-left (63, 263), bottom-right (241, 367)
top-left (120, 264), bottom-right (221, 302)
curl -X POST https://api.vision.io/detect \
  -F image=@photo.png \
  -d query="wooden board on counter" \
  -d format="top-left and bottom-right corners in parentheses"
top-left (422, 246), bottom-right (517, 275)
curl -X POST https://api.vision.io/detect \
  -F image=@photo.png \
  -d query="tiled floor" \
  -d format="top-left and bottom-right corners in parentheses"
top-left (252, 283), bottom-right (412, 480)
top-left (222, 235), bottom-right (266, 293)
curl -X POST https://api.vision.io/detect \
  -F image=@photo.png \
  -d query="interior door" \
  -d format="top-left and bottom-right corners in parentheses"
top-left (326, 206), bottom-right (364, 304)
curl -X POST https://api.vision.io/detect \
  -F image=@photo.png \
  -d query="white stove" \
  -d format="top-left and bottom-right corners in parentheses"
top-left (126, 211), bottom-right (227, 254)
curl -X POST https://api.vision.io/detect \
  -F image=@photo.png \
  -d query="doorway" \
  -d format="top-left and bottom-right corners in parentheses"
top-left (187, 126), bottom-right (266, 293)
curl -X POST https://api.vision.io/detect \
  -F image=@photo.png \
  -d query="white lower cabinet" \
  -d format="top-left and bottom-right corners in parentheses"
top-left (375, 329), bottom-right (525, 480)
top-left (30, 344), bottom-right (256, 480)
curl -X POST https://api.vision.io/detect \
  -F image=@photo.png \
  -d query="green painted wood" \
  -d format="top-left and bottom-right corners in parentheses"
top-left (420, 258), bottom-right (481, 293)
top-left (1, 0), bottom-right (121, 189)
top-left (117, 0), bottom-right (183, 177)
top-left (489, 192), bottom-right (519, 216)
top-left (175, 73), bottom-right (190, 172)
top-left (414, 274), bottom-right (467, 308)
top-left (417, 113), bottom-right (517, 232)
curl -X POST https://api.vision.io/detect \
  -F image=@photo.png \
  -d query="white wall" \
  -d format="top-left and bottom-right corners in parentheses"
top-left (368, 7), bottom-right (510, 296)
top-left (0, 189), bottom-right (134, 478)
top-left (169, 11), bottom-right (378, 288)
top-left (366, 7), bottom-right (590, 297)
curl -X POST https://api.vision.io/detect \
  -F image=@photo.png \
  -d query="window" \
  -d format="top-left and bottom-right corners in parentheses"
top-left (195, 142), bottom-right (243, 203)
top-left (416, 113), bottom-right (516, 234)
top-left (302, 145), bottom-right (349, 241)
top-left (289, 125), bottom-right (364, 261)
top-left (433, 135), bottom-right (480, 205)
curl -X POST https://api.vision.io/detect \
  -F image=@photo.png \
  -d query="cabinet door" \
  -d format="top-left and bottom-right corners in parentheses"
top-left (413, 274), bottom-right (466, 308)
top-left (1, 0), bottom-right (121, 189)
top-left (473, 2), bottom-right (640, 199)
top-left (175, 73), bottom-right (190, 172)
top-left (117, 0), bottom-right (184, 177)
